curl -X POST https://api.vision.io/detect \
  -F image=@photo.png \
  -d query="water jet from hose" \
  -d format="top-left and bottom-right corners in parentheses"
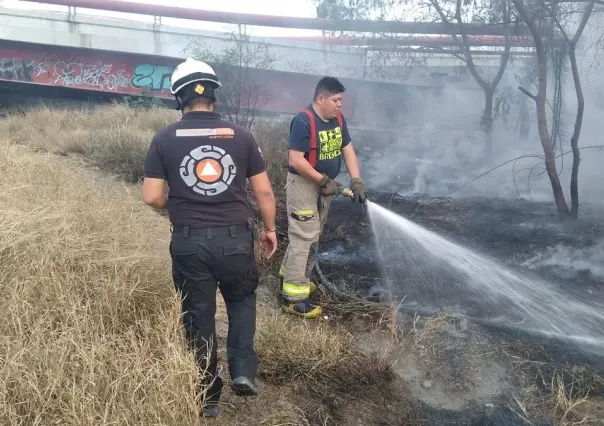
top-left (365, 201), bottom-right (604, 355)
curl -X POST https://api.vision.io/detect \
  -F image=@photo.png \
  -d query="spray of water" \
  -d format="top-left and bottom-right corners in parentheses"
top-left (366, 200), bottom-right (604, 352)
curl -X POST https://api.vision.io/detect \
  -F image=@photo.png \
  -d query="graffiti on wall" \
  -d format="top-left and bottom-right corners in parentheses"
top-left (0, 50), bottom-right (173, 96)
top-left (0, 41), bottom-right (356, 116)
top-left (52, 61), bottom-right (131, 90)
top-left (131, 64), bottom-right (174, 92)
top-left (0, 58), bottom-right (39, 82)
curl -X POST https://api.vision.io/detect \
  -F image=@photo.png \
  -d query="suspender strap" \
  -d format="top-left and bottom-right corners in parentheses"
top-left (299, 109), bottom-right (344, 168)
top-left (300, 108), bottom-right (317, 167)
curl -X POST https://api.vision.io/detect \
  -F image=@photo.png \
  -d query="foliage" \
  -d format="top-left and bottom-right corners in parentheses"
top-left (185, 25), bottom-right (275, 129)
top-left (313, 0), bottom-right (395, 19)
top-left (121, 93), bottom-right (165, 110)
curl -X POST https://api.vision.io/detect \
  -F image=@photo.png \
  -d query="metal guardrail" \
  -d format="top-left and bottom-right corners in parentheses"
top-left (21, 0), bottom-right (532, 38)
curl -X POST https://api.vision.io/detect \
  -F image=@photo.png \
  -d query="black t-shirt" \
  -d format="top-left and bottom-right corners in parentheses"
top-left (143, 111), bottom-right (266, 227)
top-left (287, 104), bottom-right (352, 180)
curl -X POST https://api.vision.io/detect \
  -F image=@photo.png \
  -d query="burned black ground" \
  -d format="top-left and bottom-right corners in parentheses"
top-left (310, 190), bottom-right (604, 425)
top-left (316, 192), bottom-right (604, 315)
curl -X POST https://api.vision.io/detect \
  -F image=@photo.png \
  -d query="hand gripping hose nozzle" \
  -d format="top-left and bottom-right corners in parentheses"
top-left (340, 187), bottom-right (354, 199)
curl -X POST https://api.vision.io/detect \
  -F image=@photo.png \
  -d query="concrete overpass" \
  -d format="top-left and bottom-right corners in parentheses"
top-left (0, 1), bottom-right (533, 126)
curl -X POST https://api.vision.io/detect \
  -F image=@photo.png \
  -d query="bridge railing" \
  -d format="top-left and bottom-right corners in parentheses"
top-left (21, 0), bottom-right (532, 38)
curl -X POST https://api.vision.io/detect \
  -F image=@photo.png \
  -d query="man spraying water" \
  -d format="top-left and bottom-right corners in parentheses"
top-left (279, 76), bottom-right (368, 319)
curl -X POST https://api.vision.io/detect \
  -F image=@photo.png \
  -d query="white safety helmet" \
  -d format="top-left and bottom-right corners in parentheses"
top-left (170, 57), bottom-right (221, 95)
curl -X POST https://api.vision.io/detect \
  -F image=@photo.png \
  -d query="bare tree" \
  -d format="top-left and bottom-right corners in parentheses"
top-left (549, 0), bottom-right (596, 218)
top-left (314, 0), bottom-right (516, 161)
top-left (512, 0), bottom-right (596, 219)
top-left (425, 0), bottom-right (514, 161)
top-left (585, 5), bottom-right (604, 66)
top-left (185, 25), bottom-right (275, 129)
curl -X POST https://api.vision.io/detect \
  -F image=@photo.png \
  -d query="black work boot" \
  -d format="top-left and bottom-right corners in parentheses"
top-left (202, 403), bottom-right (220, 418)
top-left (230, 376), bottom-right (259, 396)
top-left (199, 375), bottom-right (223, 418)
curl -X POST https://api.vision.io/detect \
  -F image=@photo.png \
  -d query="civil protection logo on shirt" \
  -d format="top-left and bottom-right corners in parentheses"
top-left (179, 145), bottom-right (236, 196)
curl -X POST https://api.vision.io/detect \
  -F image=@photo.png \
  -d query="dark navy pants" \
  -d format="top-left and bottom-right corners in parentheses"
top-left (169, 222), bottom-right (259, 404)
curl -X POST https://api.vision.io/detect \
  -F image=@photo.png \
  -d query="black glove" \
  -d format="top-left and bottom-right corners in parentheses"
top-left (350, 177), bottom-right (368, 204)
top-left (318, 174), bottom-right (343, 197)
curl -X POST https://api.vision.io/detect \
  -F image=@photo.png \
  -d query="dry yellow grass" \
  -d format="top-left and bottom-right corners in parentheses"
top-left (0, 142), bottom-right (200, 425)
top-left (1, 104), bottom-right (290, 189)
top-left (255, 310), bottom-right (394, 391)
top-left (0, 105), bottom-right (408, 426)
top-left (2, 105), bottom-right (176, 183)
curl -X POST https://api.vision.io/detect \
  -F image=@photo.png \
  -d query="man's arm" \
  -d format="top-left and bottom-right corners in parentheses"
top-left (142, 135), bottom-right (168, 209)
top-left (342, 143), bottom-right (361, 179)
top-left (142, 178), bottom-right (168, 209)
top-left (248, 171), bottom-right (276, 232)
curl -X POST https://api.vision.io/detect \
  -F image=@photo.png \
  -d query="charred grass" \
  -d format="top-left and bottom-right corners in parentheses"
top-left (503, 341), bottom-right (604, 426)
top-left (0, 105), bottom-right (416, 425)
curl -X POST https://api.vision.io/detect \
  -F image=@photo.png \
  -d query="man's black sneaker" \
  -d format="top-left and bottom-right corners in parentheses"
top-left (230, 376), bottom-right (259, 396)
top-left (203, 404), bottom-right (220, 418)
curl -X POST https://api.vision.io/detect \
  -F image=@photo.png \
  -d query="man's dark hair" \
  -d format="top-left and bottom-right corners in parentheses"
top-left (313, 76), bottom-right (345, 100)
top-left (178, 82), bottom-right (216, 110)
top-left (187, 96), bottom-right (214, 109)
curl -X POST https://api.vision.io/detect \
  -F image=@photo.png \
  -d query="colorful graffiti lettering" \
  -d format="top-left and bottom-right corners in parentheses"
top-left (131, 64), bottom-right (174, 92)
top-left (0, 40), bottom-right (355, 116)
top-left (0, 46), bottom-right (176, 99)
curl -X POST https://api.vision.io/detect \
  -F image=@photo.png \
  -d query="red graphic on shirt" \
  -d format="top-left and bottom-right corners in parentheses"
top-left (195, 158), bottom-right (223, 184)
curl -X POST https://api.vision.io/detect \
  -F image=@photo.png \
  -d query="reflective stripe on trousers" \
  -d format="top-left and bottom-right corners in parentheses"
top-left (282, 281), bottom-right (311, 302)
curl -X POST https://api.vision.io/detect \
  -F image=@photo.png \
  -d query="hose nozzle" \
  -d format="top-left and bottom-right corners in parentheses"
top-left (340, 187), bottom-right (354, 199)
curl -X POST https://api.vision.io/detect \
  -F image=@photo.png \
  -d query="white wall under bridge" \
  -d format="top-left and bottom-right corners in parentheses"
top-left (0, 3), bottom-right (537, 137)
top-left (0, 4), bottom-right (529, 89)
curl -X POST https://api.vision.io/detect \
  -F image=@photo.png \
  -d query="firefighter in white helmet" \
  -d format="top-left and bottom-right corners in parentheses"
top-left (142, 57), bottom-right (277, 418)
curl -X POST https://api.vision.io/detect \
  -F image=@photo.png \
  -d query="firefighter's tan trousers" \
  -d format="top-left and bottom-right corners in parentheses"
top-left (281, 172), bottom-right (331, 302)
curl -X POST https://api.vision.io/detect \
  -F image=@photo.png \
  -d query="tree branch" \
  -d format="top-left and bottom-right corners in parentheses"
top-left (449, 154), bottom-right (545, 194)
top-left (489, 0), bottom-right (513, 92)
top-left (571, 0), bottom-right (596, 45)
top-left (418, 45), bottom-right (468, 63)
top-left (428, 0), bottom-right (465, 50)
top-left (518, 86), bottom-right (538, 101)
top-left (544, 0), bottom-right (603, 5)
top-left (428, 0), bottom-right (491, 92)
top-left (450, 145), bottom-right (604, 195)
